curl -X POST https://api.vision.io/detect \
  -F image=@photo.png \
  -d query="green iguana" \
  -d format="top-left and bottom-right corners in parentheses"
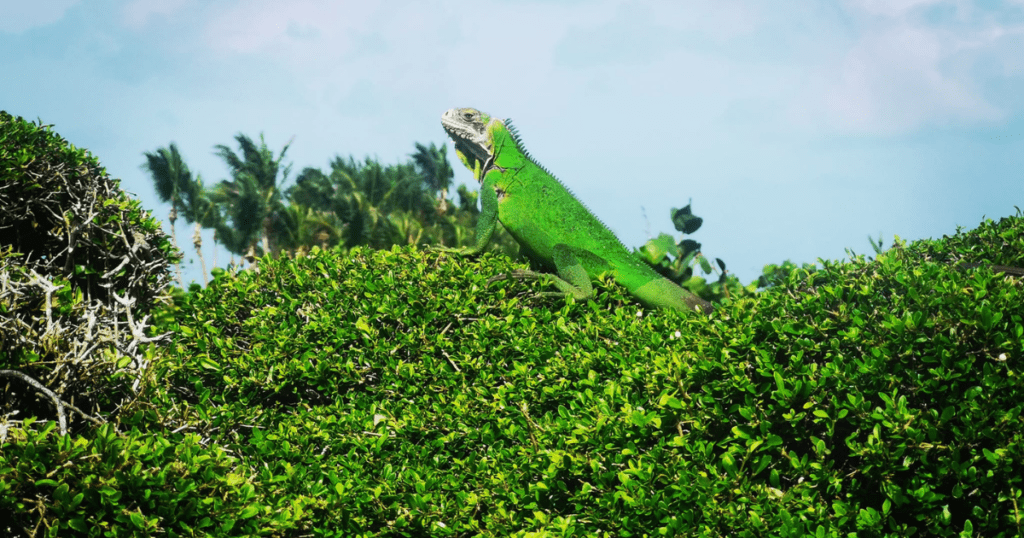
top-left (440, 107), bottom-right (713, 314)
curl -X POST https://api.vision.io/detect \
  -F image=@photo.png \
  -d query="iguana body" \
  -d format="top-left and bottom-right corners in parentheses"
top-left (441, 107), bottom-right (713, 314)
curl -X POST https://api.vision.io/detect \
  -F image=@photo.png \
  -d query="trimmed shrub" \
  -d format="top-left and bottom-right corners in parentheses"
top-left (107, 211), bottom-right (1016, 536)
top-left (0, 419), bottom-right (284, 537)
top-left (0, 111), bottom-right (178, 434)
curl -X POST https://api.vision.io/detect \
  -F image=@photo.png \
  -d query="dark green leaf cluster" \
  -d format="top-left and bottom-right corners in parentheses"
top-left (1, 111), bottom-right (178, 431)
top-left (636, 203), bottom-right (752, 305)
top-left (0, 419), bottom-right (276, 536)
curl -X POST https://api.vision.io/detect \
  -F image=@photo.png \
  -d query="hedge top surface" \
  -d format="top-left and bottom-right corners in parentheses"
top-left (138, 211), bottom-right (1023, 536)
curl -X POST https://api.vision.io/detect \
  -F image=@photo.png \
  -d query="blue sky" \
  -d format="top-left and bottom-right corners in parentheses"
top-left (3, 0), bottom-right (1023, 287)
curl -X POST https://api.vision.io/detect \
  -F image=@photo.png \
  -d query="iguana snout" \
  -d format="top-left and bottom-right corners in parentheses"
top-left (441, 108), bottom-right (495, 177)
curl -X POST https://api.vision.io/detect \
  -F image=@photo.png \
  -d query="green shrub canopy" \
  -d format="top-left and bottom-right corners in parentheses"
top-left (1, 112), bottom-right (1021, 536)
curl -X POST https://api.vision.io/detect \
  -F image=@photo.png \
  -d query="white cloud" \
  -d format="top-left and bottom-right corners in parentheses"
top-left (540, 0), bottom-right (1011, 135)
top-left (201, 1), bottom-right (377, 57)
top-left (791, 1), bottom-right (1015, 134)
top-left (0, 1), bottom-right (80, 34)
top-left (191, 0), bottom-right (590, 114)
top-left (847, 0), bottom-right (945, 18)
top-left (646, 0), bottom-right (761, 42)
top-left (92, 0), bottom-right (1024, 138)
top-left (121, 0), bottom-right (194, 30)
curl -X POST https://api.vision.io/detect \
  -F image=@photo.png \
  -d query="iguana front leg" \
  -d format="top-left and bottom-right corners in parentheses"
top-left (500, 244), bottom-right (609, 302)
top-left (436, 169), bottom-right (500, 255)
top-left (441, 168), bottom-right (604, 303)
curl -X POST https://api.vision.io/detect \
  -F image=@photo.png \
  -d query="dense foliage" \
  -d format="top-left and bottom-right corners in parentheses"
top-left (3, 206), bottom-right (1022, 536)
top-left (0, 111), bottom-right (177, 437)
top-left (3, 117), bottom-right (1021, 536)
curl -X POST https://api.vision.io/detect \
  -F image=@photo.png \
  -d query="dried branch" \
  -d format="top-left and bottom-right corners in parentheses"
top-left (0, 370), bottom-right (104, 435)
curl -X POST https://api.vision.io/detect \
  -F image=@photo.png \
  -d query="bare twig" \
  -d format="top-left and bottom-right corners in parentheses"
top-left (442, 350), bottom-right (461, 373)
top-left (0, 370), bottom-right (104, 435)
top-left (27, 270), bottom-right (60, 336)
top-left (519, 402), bottom-right (541, 451)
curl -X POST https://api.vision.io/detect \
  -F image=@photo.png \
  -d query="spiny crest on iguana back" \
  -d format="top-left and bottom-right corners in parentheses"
top-left (504, 120), bottom-right (555, 178)
top-left (501, 119), bottom-right (630, 252)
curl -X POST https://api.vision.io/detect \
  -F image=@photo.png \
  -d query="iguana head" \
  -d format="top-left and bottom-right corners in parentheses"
top-left (441, 108), bottom-right (499, 182)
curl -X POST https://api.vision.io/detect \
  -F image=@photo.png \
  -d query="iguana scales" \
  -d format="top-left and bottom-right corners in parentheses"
top-left (440, 107), bottom-right (713, 314)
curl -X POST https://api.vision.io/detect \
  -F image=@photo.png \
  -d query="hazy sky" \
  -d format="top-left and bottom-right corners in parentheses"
top-left (3, 0), bottom-right (1023, 287)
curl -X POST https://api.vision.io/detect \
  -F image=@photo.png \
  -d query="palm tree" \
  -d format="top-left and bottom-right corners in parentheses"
top-left (209, 134), bottom-right (293, 266)
top-left (412, 142), bottom-right (454, 215)
top-left (274, 204), bottom-right (346, 257)
top-left (281, 144), bottom-right (495, 253)
top-left (141, 143), bottom-right (198, 287)
top-left (185, 175), bottom-right (220, 285)
top-left (288, 157), bottom-right (412, 250)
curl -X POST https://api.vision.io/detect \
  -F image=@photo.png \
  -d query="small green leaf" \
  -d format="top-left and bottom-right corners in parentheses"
top-left (199, 356), bottom-right (220, 371)
top-left (640, 234), bottom-right (677, 264)
top-left (699, 255), bottom-right (713, 274)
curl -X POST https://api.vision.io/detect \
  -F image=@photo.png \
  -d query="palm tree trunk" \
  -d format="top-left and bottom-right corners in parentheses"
top-left (168, 206), bottom-right (183, 288)
top-left (192, 223), bottom-right (208, 285)
top-left (244, 243), bottom-right (257, 270)
top-left (262, 215), bottom-right (274, 259)
top-left (212, 230), bottom-right (219, 272)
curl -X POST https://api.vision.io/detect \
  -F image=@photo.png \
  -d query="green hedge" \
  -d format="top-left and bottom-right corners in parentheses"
top-left (3, 211), bottom-right (1023, 536)
top-left (0, 420), bottom-right (281, 536)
